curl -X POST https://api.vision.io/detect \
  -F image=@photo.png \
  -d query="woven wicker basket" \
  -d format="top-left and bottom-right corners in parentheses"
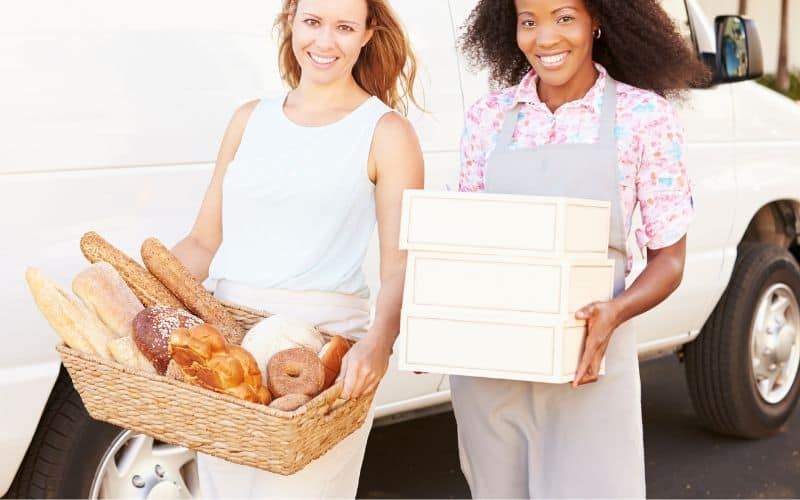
top-left (57, 301), bottom-right (374, 475)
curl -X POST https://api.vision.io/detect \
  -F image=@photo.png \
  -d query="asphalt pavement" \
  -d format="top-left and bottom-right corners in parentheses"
top-left (357, 356), bottom-right (800, 499)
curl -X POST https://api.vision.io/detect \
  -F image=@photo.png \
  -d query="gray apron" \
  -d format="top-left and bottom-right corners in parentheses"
top-left (450, 77), bottom-right (646, 498)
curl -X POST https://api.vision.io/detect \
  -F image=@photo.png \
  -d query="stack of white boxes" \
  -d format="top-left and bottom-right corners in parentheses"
top-left (397, 190), bottom-right (616, 383)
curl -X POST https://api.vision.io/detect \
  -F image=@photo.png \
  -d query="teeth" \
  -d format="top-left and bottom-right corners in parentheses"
top-left (539, 53), bottom-right (568, 65)
top-left (310, 53), bottom-right (336, 64)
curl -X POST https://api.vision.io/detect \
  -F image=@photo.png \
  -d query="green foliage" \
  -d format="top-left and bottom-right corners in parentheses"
top-left (757, 72), bottom-right (800, 100)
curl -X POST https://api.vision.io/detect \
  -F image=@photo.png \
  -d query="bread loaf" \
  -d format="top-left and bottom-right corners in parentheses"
top-left (240, 316), bottom-right (325, 386)
top-left (169, 324), bottom-right (271, 404)
top-left (269, 394), bottom-right (312, 412)
top-left (132, 306), bottom-right (203, 374)
top-left (319, 336), bottom-right (350, 390)
top-left (80, 232), bottom-right (183, 308)
top-left (267, 348), bottom-right (325, 398)
top-left (107, 336), bottom-right (157, 373)
top-left (73, 262), bottom-right (144, 338)
top-left (25, 267), bottom-right (113, 358)
top-left (140, 238), bottom-right (245, 344)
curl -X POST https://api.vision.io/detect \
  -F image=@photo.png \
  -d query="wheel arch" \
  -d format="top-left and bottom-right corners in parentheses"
top-left (739, 199), bottom-right (800, 253)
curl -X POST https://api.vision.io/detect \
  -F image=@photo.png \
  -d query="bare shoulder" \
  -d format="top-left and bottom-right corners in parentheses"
top-left (217, 99), bottom-right (261, 162)
top-left (372, 111), bottom-right (421, 154)
top-left (228, 99), bottom-right (261, 135)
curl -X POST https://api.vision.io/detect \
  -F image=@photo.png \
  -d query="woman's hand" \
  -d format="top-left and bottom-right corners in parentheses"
top-left (572, 300), bottom-right (623, 388)
top-left (338, 334), bottom-right (393, 400)
top-left (571, 237), bottom-right (688, 388)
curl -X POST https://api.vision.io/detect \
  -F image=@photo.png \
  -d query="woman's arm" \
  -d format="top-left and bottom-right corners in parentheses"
top-left (573, 237), bottom-right (687, 387)
top-left (171, 100), bottom-right (259, 280)
top-left (573, 96), bottom-right (693, 387)
top-left (338, 113), bottom-right (424, 400)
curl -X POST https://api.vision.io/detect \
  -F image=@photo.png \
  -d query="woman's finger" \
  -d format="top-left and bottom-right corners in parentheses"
top-left (336, 352), bottom-right (351, 384)
top-left (340, 361), bottom-right (359, 400)
top-left (575, 302), bottom-right (598, 320)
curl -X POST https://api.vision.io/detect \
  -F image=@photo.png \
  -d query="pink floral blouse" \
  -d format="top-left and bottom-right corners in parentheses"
top-left (458, 64), bottom-right (694, 272)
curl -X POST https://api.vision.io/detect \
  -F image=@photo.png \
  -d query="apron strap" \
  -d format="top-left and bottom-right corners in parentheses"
top-left (496, 75), bottom-right (617, 151)
top-left (495, 103), bottom-right (522, 151)
top-left (598, 77), bottom-right (617, 144)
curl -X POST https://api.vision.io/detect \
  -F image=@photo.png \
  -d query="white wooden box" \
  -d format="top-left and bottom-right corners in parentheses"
top-left (398, 253), bottom-right (613, 383)
top-left (399, 190), bottom-right (611, 258)
top-left (403, 251), bottom-right (615, 316)
top-left (399, 306), bottom-right (605, 384)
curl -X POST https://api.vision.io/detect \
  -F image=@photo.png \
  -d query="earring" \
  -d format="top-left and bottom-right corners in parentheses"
top-left (594, 27), bottom-right (602, 40)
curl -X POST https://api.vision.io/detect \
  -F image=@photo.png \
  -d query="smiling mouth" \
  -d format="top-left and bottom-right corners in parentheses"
top-left (537, 52), bottom-right (570, 68)
top-left (308, 52), bottom-right (338, 65)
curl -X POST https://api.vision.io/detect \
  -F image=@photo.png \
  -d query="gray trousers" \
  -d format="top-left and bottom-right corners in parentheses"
top-left (450, 322), bottom-right (646, 499)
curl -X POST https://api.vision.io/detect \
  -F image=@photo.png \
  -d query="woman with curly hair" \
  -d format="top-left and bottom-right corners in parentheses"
top-left (452, 0), bottom-right (709, 497)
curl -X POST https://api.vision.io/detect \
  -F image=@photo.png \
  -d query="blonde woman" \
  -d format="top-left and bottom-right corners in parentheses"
top-left (171, 0), bottom-right (423, 497)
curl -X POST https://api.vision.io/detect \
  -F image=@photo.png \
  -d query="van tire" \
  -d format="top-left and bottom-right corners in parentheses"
top-left (684, 242), bottom-right (800, 438)
top-left (5, 365), bottom-right (121, 498)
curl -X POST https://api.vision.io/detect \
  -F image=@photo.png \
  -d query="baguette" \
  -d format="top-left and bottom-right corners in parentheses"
top-left (80, 231), bottom-right (183, 309)
top-left (141, 237), bottom-right (245, 344)
top-left (25, 267), bottom-right (113, 358)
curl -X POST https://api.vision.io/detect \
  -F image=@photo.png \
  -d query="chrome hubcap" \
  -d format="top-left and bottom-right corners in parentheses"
top-left (750, 283), bottom-right (800, 404)
top-left (90, 430), bottom-right (198, 499)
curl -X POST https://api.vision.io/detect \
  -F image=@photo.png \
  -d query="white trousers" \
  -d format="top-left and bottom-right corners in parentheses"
top-left (450, 322), bottom-right (646, 499)
top-left (198, 281), bottom-right (374, 499)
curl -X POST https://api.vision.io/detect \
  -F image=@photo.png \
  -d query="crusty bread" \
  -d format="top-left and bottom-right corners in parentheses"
top-left (141, 237), bottom-right (245, 344)
top-left (107, 336), bottom-right (157, 373)
top-left (169, 324), bottom-right (271, 404)
top-left (73, 262), bottom-right (144, 338)
top-left (240, 316), bottom-right (325, 387)
top-left (269, 394), bottom-right (312, 412)
top-left (319, 336), bottom-right (350, 390)
top-left (80, 231), bottom-right (183, 308)
top-left (25, 267), bottom-right (113, 359)
top-left (132, 306), bottom-right (203, 374)
top-left (165, 360), bottom-right (185, 382)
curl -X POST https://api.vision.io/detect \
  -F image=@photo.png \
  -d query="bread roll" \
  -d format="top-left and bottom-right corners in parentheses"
top-left (80, 231), bottom-right (183, 308)
top-left (132, 306), bottom-right (203, 374)
top-left (267, 348), bottom-right (325, 398)
top-left (165, 360), bottom-right (185, 382)
top-left (319, 336), bottom-right (350, 390)
top-left (107, 336), bottom-right (157, 373)
top-left (240, 315), bottom-right (325, 387)
top-left (269, 394), bottom-right (312, 412)
top-left (73, 262), bottom-right (144, 338)
top-left (169, 324), bottom-right (271, 404)
top-left (140, 238), bottom-right (245, 344)
top-left (25, 267), bottom-right (113, 358)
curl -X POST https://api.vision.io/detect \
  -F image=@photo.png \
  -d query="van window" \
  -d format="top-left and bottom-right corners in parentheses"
top-left (660, 0), bottom-right (696, 53)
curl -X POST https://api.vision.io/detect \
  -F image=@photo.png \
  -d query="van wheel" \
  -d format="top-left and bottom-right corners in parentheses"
top-left (684, 242), bottom-right (800, 438)
top-left (6, 366), bottom-right (198, 498)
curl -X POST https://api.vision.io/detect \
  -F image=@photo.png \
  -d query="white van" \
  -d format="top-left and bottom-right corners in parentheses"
top-left (2, 1), bottom-right (799, 497)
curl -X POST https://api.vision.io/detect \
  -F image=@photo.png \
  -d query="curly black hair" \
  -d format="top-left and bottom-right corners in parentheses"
top-left (460, 0), bottom-right (711, 97)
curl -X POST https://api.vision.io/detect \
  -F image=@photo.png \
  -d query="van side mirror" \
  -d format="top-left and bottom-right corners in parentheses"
top-left (711, 15), bottom-right (764, 83)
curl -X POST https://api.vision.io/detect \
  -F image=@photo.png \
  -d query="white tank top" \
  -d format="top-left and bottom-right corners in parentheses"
top-left (208, 94), bottom-right (394, 298)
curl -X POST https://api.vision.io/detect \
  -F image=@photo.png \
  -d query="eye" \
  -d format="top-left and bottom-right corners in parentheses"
top-left (302, 18), bottom-right (320, 27)
top-left (337, 24), bottom-right (355, 32)
top-left (557, 15), bottom-right (575, 23)
top-left (520, 19), bottom-right (536, 29)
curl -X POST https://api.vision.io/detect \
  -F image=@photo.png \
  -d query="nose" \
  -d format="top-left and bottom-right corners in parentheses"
top-left (535, 22), bottom-right (561, 48)
top-left (315, 26), bottom-right (336, 51)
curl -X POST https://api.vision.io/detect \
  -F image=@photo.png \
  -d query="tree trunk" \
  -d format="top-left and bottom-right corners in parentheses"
top-left (738, 0), bottom-right (748, 15)
top-left (776, 0), bottom-right (791, 92)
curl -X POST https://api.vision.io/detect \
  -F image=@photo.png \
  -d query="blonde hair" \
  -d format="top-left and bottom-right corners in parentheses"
top-left (274, 0), bottom-right (421, 115)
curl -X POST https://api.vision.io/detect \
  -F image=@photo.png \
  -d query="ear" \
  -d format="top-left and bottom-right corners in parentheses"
top-left (362, 25), bottom-right (375, 48)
